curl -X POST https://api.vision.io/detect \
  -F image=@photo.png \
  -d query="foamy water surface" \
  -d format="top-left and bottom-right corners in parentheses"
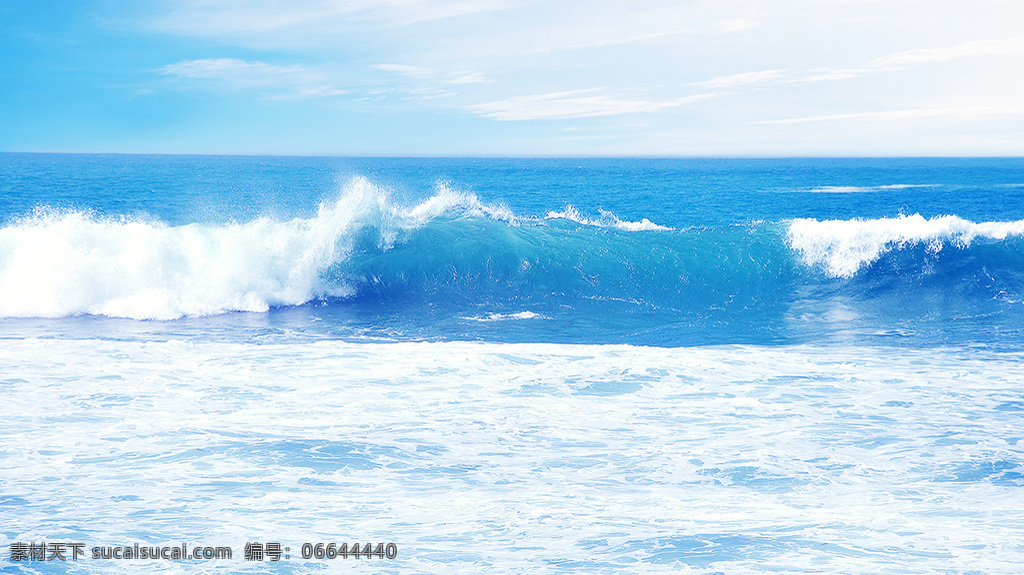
top-left (2, 339), bottom-right (1022, 574)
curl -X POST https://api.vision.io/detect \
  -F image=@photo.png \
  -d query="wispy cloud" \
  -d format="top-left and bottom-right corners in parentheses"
top-left (754, 105), bottom-right (1024, 125)
top-left (468, 90), bottom-right (711, 121)
top-left (372, 63), bottom-right (488, 84)
top-left (694, 66), bottom-right (868, 91)
top-left (160, 58), bottom-right (345, 98)
top-left (371, 63), bottom-right (431, 75)
top-left (694, 35), bottom-right (1024, 93)
top-left (445, 70), bottom-right (490, 84)
top-left (695, 69), bottom-right (788, 89)
top-left (873, 37), bottom-right (1024, 69)
top-left (524, 28), bottom-right (690, 55)
top-left (150, 0), bottom-right (511, 37)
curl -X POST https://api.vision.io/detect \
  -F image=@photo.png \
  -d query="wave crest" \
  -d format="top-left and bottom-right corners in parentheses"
top-left (788, 214), bottom-right (1024, 277)
top-left (545, 206), bottom-right (672, 231)
top-left (0, 177), bottom-right (510, 319)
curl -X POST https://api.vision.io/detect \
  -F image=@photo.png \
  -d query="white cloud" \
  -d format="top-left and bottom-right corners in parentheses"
top-left (695, 69), bottom-right (788, 89)
top-left (162, 58), bottom-right (298, 82)
top-left (371, 63), bottom-right (490, 85)
top-left (873, 37), bottom-right (1024, 69)
top-left (755, 105), bottom-right (1024, 125)
top-left (796, 68), bottom-right (865, 82)
top-left (150, 0), bottom-right (511, 37)
top-left (371, 63), bottom-right (431, 75)
top-left (468, 90), bottom-right (711, 121)
top-left (445, 71), bottom-right (490, 84)
top-left (133, 0), bottom-right (1024, 153)
top-left (693, 35), bottom-right (1024, 91)
top-left (524, 28), bottom-right (690, 55)
top-left (160, 58), bottom-right (345, 97)
top-left (693, 66), bottom-right (870, 91)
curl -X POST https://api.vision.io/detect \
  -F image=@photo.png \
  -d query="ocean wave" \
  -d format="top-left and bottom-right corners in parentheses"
top-left (545, 206), bottom-right (672, 231)
top-left (5, 176), bottom-right (1024, 324)
top-left (788, 214), bottom-right (1024, 277)
top-left (0, 177), bottom-right (514, 319)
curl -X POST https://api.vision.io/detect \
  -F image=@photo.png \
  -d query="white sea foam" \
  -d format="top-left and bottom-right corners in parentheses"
top-left (803, 185), bottom-right (871, 194)
top-left (1, 339), bottom-right (1021, 573)
top-left (788, 214), bottom-right (1024, 277)
top-left (800, 184), bottom-right (935, 193)
top-left (546, 206), bottom-right (672, 231)
top-left (407, 180), bottom-right (516, 224)
top-left (461, 311), bottom-right (548, 322)
top-left (876, 183), bottom-right (935, 189)
top-left (0, 178), bottom-right (512, 319)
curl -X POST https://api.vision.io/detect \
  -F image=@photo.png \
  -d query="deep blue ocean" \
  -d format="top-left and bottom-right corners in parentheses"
top-left (1, 154), bottom-right (1023, 574)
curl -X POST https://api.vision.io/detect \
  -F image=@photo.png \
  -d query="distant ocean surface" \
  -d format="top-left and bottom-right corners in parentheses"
top-left (1, 154), bottom-right (1022, 574)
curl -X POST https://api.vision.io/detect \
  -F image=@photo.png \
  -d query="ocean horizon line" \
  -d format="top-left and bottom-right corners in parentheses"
top-left (4, 150), bottom-right (1024, 161)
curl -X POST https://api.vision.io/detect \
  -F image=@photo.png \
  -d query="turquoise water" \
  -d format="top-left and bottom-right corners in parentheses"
top-left (1, 154), bottom-right (1022, 573)
top-left (3, 155), bottom-right (1024, 347)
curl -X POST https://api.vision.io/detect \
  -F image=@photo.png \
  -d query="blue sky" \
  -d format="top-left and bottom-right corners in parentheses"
top-left (2, 0), bottom-right (1023, 156)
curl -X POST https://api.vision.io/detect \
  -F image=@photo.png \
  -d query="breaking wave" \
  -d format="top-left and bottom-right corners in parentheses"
top-left (2, 177), bottom-right (1024, 323)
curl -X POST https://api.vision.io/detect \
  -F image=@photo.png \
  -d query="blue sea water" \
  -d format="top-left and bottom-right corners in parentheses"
top-left (1, 154), bottom-right (1023, 573)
